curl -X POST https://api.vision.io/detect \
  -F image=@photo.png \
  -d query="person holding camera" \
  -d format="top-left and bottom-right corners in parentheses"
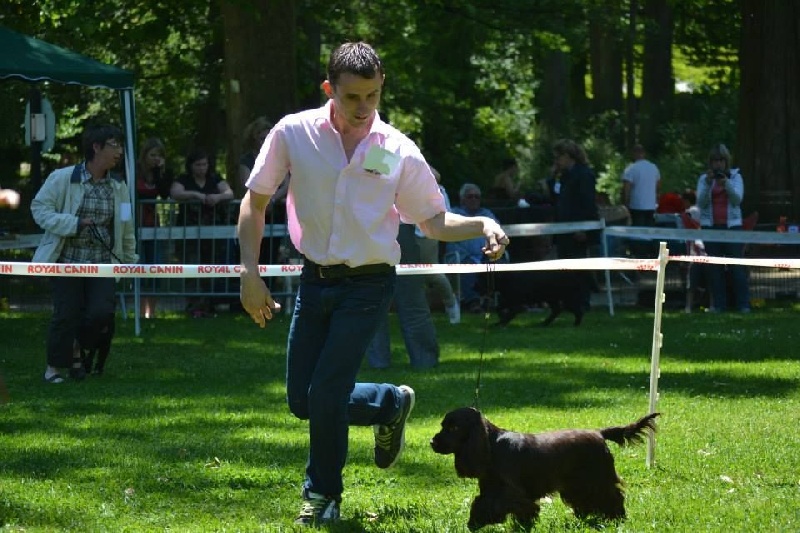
top-left (695, 143), bottom-right (750, 313)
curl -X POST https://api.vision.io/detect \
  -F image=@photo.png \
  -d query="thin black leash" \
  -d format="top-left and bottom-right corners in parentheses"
top-left (88, 223), bottom-right (123, 264)
top-left (472, 259), bottom-right (497, 411)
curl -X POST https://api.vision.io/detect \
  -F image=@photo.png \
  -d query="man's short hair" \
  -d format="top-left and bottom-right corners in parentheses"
top-left (82, 124), bottom-right (123, 162)
top-left (459, 183), bottom-right (481, 198)
top-left (552, 139), bottom-right (588, 165)
top-left (327, 42), bottom-right (384, 86)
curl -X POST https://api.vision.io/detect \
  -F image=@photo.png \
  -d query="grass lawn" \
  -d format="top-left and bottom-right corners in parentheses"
top-left (1, 303), bottom-right (799, 532)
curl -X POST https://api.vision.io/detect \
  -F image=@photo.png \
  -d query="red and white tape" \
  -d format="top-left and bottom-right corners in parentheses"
top-left (1, 255), bottom-right (799, 279)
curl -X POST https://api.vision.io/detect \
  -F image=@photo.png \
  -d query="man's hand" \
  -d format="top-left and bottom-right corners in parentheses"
top-left (78, 217), bottom-right (95, 232)
top-left (482, 221), bottom-right (510, 262)
top-left (240, 270), bottom-right (281, 328)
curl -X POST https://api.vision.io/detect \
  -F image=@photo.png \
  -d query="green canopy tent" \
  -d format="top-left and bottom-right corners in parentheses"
top-left (0, 25), bottom-right (145, 333)
top-left (0, 25), bottom-right (137, 202)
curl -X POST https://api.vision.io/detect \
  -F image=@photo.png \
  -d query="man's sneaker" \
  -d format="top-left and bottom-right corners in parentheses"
top-left (294, 488), bottom-right (340, 526)
top-left (446, 302), bottom-right (461, 324)
top-left (374, 385), bottom-right (415, 469)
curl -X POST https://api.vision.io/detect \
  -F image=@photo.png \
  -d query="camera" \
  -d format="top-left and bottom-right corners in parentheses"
top-left (714, 169), bottom-right (727, 180)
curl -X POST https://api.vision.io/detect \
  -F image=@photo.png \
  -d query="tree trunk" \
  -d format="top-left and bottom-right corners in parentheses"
top-left (296, 1), bottom-right (322, 111)
top-left (624, 0), bottom-right (638, 150)
top-left (538, 49), bottom-right (572, 138)
top-left (193, 2), bottom-right (225, 168)
top-left (588, 3), bottom-right (624, 117)
top-left (737, 0), bottom-right (800, 223)
top-left (639, 0), bottom-right (673, 156)
top-left (415, 10), bottom-right (481, 180)
top-left (220, 0), bottom-right (296, 198)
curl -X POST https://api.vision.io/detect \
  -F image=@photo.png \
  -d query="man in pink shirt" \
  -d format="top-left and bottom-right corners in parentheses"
top-left (237, 42), bottom-right (509, 526)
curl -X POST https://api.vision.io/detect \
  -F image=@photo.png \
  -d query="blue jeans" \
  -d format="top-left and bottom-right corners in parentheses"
top-left (366, 272), bottom-right (440, 369)
top-left (704, 226), bottom-right (750, 311)
top-left (285, 269), bottom-right (406, 497)
top-left (460, 271), bottom-right (481, 307)
top-left (417, 236), bottom-right (456, 308)
top-left (367, 224), bottom-right (439, 369)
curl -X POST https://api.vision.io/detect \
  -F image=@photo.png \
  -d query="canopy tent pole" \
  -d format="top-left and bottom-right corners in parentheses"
top-left (120, 88), bottom-right (142, 337)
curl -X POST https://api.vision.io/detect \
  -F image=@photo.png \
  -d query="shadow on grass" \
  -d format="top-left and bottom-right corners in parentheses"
top-left (469, 308), bottom-right (800, 363)
top-left (1, 310), bottom-right (797, 492)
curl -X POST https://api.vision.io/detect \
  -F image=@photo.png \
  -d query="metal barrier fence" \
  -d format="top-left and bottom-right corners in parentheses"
top-left (126, 198), bottom-right (292, 313)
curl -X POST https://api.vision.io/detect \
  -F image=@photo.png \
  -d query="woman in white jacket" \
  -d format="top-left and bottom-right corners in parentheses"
top-left (695, 143), bottom-right (750, 313)
top-left (31, 124), bottom-right (138, 383)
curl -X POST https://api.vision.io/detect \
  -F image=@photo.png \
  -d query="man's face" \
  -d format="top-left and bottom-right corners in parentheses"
top-left (95, 138), bottom-right (123, 169)
top-left (461, 189), bottom-right (481, 210)
top-left (323, 72), bottom-right (384, 129)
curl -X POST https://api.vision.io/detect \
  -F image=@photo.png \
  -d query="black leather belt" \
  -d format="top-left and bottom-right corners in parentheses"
top-left (303, 259), bottom-right (394, 279)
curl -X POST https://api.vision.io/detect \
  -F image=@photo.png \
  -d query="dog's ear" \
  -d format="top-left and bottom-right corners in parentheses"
top-left (454, 409), bottom-right (490, 478)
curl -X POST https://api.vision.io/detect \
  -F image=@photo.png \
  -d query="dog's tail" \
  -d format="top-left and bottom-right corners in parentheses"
top-left (600, 413), bottom-right (659, 446)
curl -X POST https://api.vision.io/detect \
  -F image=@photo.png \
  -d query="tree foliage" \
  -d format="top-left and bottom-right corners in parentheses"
top-left (1, 0), bottom-right (793, 224)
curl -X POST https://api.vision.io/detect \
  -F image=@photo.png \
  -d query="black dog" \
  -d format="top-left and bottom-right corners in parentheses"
top-left (430, 407), bottom-right (659, 530)
top-left (81, 317), bottom-right (115, 375)
top-left (492, 270), bottom-right (584, 327)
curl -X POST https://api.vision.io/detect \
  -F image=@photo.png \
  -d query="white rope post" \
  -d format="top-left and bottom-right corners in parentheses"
top-left (600, 219), bottom-right (614, 316)
top-left (647, 241), bottom-right (669, 467)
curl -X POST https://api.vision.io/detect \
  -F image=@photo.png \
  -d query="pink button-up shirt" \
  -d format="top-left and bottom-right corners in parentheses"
top-left (246, 101), bottom-right (446, 267)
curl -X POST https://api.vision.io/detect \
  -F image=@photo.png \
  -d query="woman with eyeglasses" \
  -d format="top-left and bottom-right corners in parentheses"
top-left (31, 124), bottom-right (138, 383)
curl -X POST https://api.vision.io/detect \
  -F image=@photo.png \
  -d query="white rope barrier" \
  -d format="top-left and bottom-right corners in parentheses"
top-left (3, 253), bottom-right (799, 279)
top-left (0, 258), bottom-right (660, 278)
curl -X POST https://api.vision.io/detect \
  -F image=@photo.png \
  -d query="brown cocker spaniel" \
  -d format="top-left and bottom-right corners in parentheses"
top-left (430, 407), bottom-right (659, 530)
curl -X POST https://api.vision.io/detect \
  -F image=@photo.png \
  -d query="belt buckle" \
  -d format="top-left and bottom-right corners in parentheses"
top-left (317, 265), bottom-right (328, 279)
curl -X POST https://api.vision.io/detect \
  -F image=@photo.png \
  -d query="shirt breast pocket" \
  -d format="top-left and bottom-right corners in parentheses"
top-left (346, 171), bottom-right (398, 222)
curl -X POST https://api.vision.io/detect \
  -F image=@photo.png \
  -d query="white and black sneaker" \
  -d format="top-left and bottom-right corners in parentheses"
top-left (294, 488), bottom-right (340, 526)
top-left (446, 302), bottom-right (461, 324)
top-left (373, 385), bottom-right (415, 469)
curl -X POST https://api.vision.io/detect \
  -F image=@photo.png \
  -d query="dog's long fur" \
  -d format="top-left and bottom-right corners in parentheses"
top-left (430, 407), bottom-right (659, 530)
